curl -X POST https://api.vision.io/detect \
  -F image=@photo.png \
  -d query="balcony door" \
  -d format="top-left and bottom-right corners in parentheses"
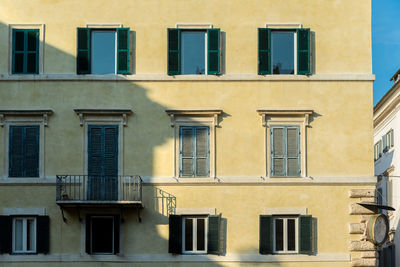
top-left (88, 125), bottom-right (118, 201)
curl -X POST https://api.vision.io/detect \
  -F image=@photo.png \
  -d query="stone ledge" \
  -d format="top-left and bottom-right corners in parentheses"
top-left (361, 251), bottom-right (378, 258)
top-left (349, 241), bottom-right (375, 251)
top-left (349, 203), bottom-right (374, 215)
top-left (349, 189), bottom-right (375, 198)
top-left (349, 223), bottom-right (365, 234)
top-left (351, 258), bottom-right (377, 267)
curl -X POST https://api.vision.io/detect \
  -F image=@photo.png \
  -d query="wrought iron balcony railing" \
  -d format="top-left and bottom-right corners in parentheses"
top-left (56, 175), bottom-right (142, 207)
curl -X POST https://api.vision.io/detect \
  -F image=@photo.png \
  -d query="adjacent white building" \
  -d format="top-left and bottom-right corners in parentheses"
top-left (374, 68), bottom-right (400, 266)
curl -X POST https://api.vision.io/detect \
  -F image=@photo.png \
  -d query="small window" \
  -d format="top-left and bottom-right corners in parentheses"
top-left (168, 28), bottom-right (220, 75)
top-left (258, 28), bottom-right (310, 75)
top-left (12, 29), bottom-right (39, 74)
top-left (9, 126), bottom-right (39, 177)
top-left (179, 126), bottom-right (210, 177)
top-left (374, 140), bottom-right (383, 161)
top-left (270, 126), bottom-right (300, 177)
top-left (77, 28), bottom-right (130, 74)
top-left (183, 217), bottom-right (207, 254)
top-left (86, 215), bottom-right (120, 254)
top-left (12, 217), bottom-right (36, 254)
top-left (273, 217), bottom-right (297, 253)
top-left (382, 129), bottom-right (394, 153)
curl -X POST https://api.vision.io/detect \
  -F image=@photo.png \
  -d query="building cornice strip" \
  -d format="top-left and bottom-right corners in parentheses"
top-left (0, 74), bottom-right (375, 82)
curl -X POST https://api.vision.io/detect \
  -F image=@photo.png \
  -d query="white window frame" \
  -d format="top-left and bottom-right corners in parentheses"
top-left (182, 216), bottom-right (208, 254)
top-left (89, 215), bottom-right (115, 255)
top-left (90, 30), bottom-right (118, 74)
top-left (270, 30), bottom-right (297, 75)
top-left (273, 216), bottom-right (298, 254)
top-left (180, 30), bottom-right (208, 75)
top-left (12, 217), bottom-right (37, 254)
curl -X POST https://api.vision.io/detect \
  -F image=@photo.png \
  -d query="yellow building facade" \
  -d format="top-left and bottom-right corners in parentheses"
top-left (0, 0), bottom-right (376, 266)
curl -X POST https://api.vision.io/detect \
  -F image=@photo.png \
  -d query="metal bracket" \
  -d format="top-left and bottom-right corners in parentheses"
top-left (137, 207), bottom-right (142, 223)
top-left (60, 207), bottom-right (67, 223)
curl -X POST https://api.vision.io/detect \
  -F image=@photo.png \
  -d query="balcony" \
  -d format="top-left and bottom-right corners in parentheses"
top-left (56, 175), bottom-right (143, 208)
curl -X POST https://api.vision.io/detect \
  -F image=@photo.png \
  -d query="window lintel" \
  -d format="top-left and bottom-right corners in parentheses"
top-left (0, 109), bottom-right (53, 127)
top-left (166, 109), bottom-right (223, 127)
top-left (74, 109), bottom-right (133, 126)
top-left (257, 109), bottom-right (313, 127)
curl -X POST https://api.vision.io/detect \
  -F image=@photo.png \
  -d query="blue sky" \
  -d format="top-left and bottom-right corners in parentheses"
top-left (372, 0), bottom-right (400, 105)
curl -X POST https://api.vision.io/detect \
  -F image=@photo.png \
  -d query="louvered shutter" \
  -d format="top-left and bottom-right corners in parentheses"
top-left (85, 215), bottom-right (91, 254)
top-left (299, 215), bottom-right (313, 255)
top-left (168, 215), bottom-right (182, 254)
top-left (25, 126), bottom-right (39, 177)
top-left (287, 127), bottom-right (300, 176)
top-left (37, 216), bottom-right (50, 254)
top-left (117, 28), bottom-right (130, 74)
top-left (9, 126), bottom-right (24, 177)
top-left (104, 126), bottom-right (118, 200)
top-left (207, 28), bottom-right (220, 75)
top-left (77, 28), bottom-right (91, 74)
top-left (259, 215), bottom-right (273, 254)
top-left (297, 28), bottom-right (311, 75)
top-left (180, 127), bottom-right (194, 177)
top-left (88, 126), bottom-right (103, 200)
top-left (271, 127), bottom-right (285, 176)
top-left (207, 214), bottom-right (221, 254)
top-left (0, 216), bottom-right (12, 254)
top-left (168, 28), bottom-right (180, 75)
top-left (195, 127), bottom-right (209, 177)
top-left (258, 28), bottom-right (271, 74)
top-left (113, 215), bottom-right (120, 254)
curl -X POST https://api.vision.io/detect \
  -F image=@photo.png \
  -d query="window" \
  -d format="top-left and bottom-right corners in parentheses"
top-left (12, 29), bottom-right (39, 74)
top-left (259, 215), bottom-right (316, 255)
top-left (382, 129), bottom-right (394, 153)
top-left (258, 28), bottom-right (310, 75)
top-left (168, 214), bottom-right (221, 255)
top-left (0, 215), bottom-right (49, 254)
top-left (9, 126), bottom-right (39, 177)
top-left (179, 126), bottom-right (210, 177)
top-left (167, 28), bottom-right (220, 75)
top-left (86, 215), bottom-right (120, 254)
top-left (270, 126), bottom-right (300, 177)
top-left (77, 28), bottom-right (130, 74)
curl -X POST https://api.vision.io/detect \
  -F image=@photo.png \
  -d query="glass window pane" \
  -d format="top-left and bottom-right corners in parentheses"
top-left (27, 219), bottom-right (36, 251)
top-left (91, 217), bottom-right (114, 253)
top-left (272, 32), bottom-right (294, 74)
top-left (197, 219), bottom-right (205, 251)
top-left (27, 53), bottom-right (37, 73)
top-left (27, 31), bottom-right (37, 51)
top-left (185, 219), bottom-right (193, 251)
top-left (181, 31), bottom-right (205, 74)
top-left (287, 219), bottom-right (296, 251)
top-left (15, 31), bottom-right (25, 51)
top-left (92, 31), bottom-right (116, 74)
top-left (275, 219), bottom-right (284, 251)
top-left (14, 219), bottom-right (23, 251)
top-left (14, 53), bottom-right (24, 73)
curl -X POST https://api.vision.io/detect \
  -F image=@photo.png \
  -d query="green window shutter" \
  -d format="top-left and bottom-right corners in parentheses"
top-left (104, 126), bottom-right (118, 200)
top-left (297, 28), bottom-right (311, 75)
top-left (195, 127), bottom-right (210, 177)
top-left (207, 28), bottom-right (220, 75)
top-left (180, 127), bottom-right (194, 177)
top-left (259, 215), bottom-right (273, 254)
top-left (382, 135), bottom-right (388, 152)
top-left (12, 29), bottom-right (39, 74)
top-left (167, 28), bottom-right (180, 75)
top-left (113, 215), bottom-right (120, 254)
top-left (287, 127), bottom-right (300, 176)
top-left (0, 216), bottom-right (12, 254)
top-left (390, 129), bottom-right (394, 147)
top-left (168, 215), bottom-right (182, 254)
top-left (299, 215), bottom-right (314, 255)
top-left (24, 126), bottom-right (39, 177)
top-left (258, 28), bottom-right (271, 75)
top-left (117, 28), bottom-right (130, 74)
top-left (77, 28), bottom-right (91, 74)
top-left (271, 127), bottom-right (285, 176)
top-left (88, 126), bottom-right (103, 177)
top-left (208, 214), bottom-right (221, 255)
top-left (9, 126), bottom-right (24, 177)
top-left (36, 216), bottom-right (50, 254)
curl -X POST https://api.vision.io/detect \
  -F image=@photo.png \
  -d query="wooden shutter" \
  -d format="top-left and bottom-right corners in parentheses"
top-left (104, 126), bottom-right (118, 200)
top-left (180, 127), bottom-right (194, 177)
top-left (207, 28), bottom-right (220, 75)
top-left (258, 28), bottom-right (271, 75)
top-left (286, 127), bottom-right (300, 176)
top-left (390, 129), bottom-right (394, 148)
top-left (168, 215), bottom-right (182, 254)
top-left (9, 126), bottom-right (24, 177)
top-left (168, 28), bottom-right (180, 75)
top-left (113, 215), bottom-right (120, 254)
top-left (297, 28), bottom-right (311, 75)
top-left (88, 126), bottom-right (103, 177)
top-left (195, 127), bottom-right (209, 176)
top-left (271, 127), bottom-right (285, 176)
top-left (259, 215), bottom-right (273, 254)
top-left (37, 216), bottom-right (50, 254)
top-left (117, 28), bottom-right (130, 74)
top-left (0, 216), bottom-right (12, 254)
top-left (77, 28), bottom-right (91, 74)
top-left (299, 215), bottom-right (313, 255)
top-left (85, 215), bottom-right (91, 254)
top-left (207, 214), bottom-right (221, 255)
top-left (25, 126), bottom-right (39, 177)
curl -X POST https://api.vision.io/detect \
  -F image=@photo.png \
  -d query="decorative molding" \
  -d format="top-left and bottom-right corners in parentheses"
top-left (175, 208), bottom-right (216, 215)
top-left (85, 23), bottom-right (123, 28)
top-left (165, 109), bottom-right (223, 127)
top-left (0, 73), bottom-right (376, 81)
top-left (73, 109), bottom-right (133, 126)
top-left (3, 208), bottom-right (45, 216)
top-left (264, 208), bottom-right (307, 215)
top-left (0, 110), bottom-right (53, 127)
top-left (176, 23), bottom-right (213, 29)
top-left (257, 110), bottom-right (314, 127)
top-left (265, 23), bottom-right (302, 29)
